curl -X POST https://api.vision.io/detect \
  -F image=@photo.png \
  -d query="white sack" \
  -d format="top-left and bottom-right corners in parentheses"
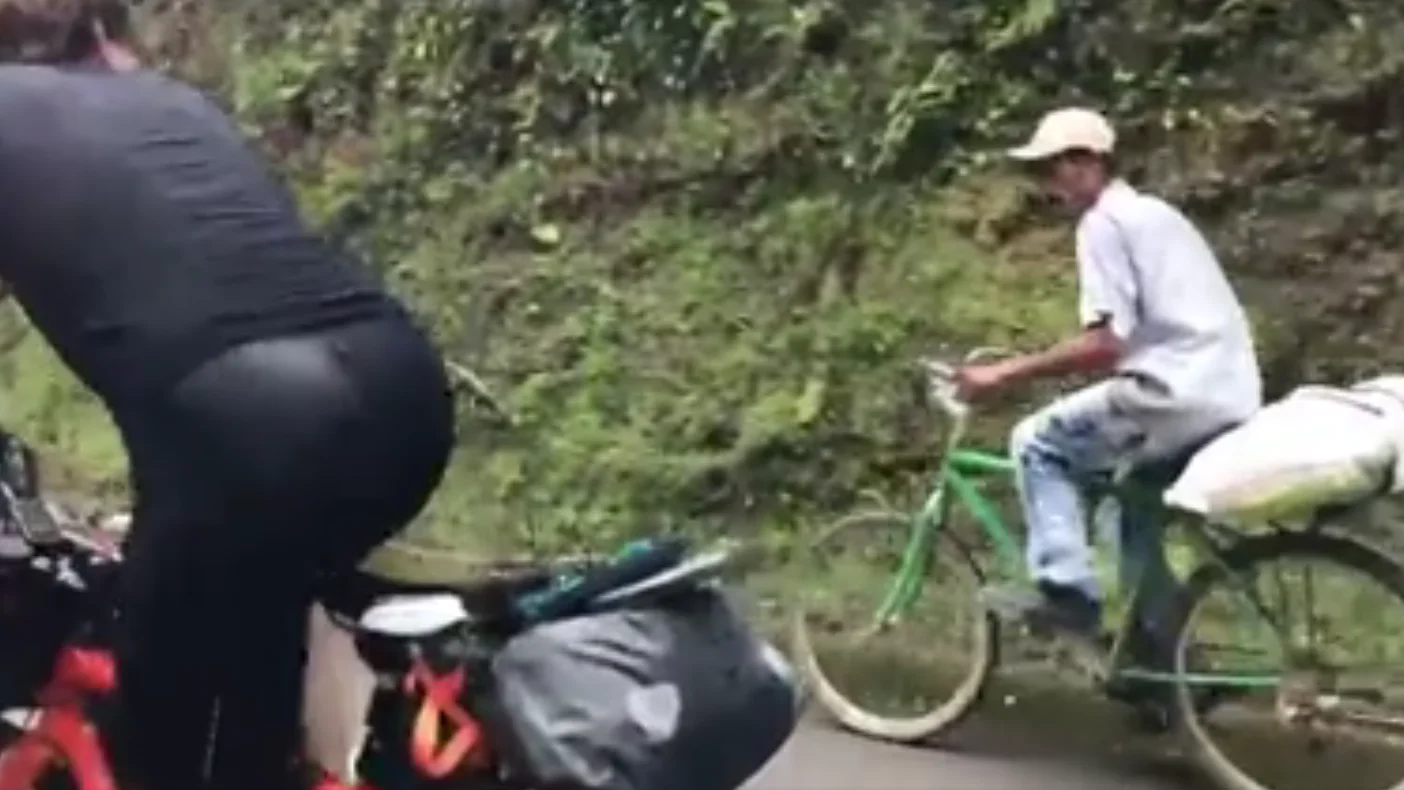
top-left (1164, 377), bottom-right (1404, 522)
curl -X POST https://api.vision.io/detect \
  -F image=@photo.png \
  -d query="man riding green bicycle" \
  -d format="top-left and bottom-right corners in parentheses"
top-left (955, 107), bottom-right (1262, 666)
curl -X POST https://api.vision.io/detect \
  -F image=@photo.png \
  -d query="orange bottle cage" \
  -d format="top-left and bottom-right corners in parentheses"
top-left (403, 661), bottom-right (485, 778)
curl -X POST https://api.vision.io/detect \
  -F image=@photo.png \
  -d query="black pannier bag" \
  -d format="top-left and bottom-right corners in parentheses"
top-left (483, 586), bottom-right (798, 790)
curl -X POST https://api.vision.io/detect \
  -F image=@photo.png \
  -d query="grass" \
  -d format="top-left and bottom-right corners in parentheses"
top-left (0, 314), bottom-right (125, 494)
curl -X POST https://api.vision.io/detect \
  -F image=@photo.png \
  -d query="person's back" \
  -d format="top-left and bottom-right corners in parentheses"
top-left (0, 64), bottom-right (392, 405)
top-left (0, 5), bottom-right (457, 790)
top-left (1077, 181), bottom-right (1260, 441)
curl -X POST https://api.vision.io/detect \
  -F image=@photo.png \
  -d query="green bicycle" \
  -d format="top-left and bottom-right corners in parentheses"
top-left (792, 351), bottom-right (1404, 790)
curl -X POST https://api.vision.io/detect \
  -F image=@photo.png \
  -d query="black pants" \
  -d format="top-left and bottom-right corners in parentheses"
top-left (107, 316), bottom-right (454, 790)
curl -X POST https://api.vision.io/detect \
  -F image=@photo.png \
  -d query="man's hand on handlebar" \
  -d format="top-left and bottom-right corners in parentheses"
top-left (954, 361), bottom-right (1014, 402)
top-left (920, 347), bottom-right (1017, 416)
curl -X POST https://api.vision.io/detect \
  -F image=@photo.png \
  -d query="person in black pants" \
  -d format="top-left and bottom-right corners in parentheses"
top-left (0, 3), bottom-right (455, 789)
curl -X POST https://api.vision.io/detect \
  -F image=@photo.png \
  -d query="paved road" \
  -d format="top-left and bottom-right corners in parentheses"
top-left (747, 721), bottom-right (1199, 790)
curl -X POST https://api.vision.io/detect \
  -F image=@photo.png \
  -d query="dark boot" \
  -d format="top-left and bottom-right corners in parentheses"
top-left (981, 582), bottom-right (1103, 642)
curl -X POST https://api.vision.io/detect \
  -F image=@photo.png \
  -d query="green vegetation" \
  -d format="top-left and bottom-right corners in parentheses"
top-left (4, 0), bottom-right (1404, 559)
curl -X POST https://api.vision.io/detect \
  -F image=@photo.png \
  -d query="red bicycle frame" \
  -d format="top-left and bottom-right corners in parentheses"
top-left (0, 642), bottom-right (482, 790)
top-left (0, 646), bottom-right (117, 790)
top-left (0, 444), bottom-right (489, 790)
top-left (0, 512), bottom-right (497, 790)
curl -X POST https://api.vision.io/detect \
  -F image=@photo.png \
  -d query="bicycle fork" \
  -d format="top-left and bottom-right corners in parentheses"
top-left (872, 491), bottom-right (951, 630)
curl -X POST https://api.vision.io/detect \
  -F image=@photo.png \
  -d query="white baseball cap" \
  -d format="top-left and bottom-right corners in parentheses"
top-left (1007, 107), bottom-right (1116, 161)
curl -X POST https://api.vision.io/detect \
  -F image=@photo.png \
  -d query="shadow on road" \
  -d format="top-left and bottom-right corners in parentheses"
top-left (934, 701), bottom-right (1210, 788)
top-left (764, 716), bottom-right (1205, 790)
top-left (799, 670), bottom-right (1404, 790)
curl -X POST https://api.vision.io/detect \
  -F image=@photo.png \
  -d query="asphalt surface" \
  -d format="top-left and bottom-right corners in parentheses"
top-left (746, 720), bottom-right (1199, 790)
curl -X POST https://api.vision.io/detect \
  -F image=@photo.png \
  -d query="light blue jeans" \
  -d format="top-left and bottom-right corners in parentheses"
top-left (1009, 381), bottom-right (1202, 637)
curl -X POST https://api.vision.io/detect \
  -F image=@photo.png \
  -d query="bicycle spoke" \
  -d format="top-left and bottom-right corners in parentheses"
top-left (1302, 561), bottom-right (1319, 658)
top-left (1270, 561), bottom-right (1294, 645)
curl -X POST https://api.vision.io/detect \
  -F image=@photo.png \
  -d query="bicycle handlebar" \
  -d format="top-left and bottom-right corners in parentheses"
top-left (917, 346), bottom-right (1013, 421)
top-left (918, 358), bottom-right (968, 420)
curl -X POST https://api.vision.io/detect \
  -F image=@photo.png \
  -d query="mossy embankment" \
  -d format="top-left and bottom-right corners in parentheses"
top-left (5, 0), bottom-right (1403, 562)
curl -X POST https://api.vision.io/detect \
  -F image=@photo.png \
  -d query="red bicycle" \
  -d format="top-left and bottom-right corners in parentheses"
top-left (0, 432), bottom-right (709, 790)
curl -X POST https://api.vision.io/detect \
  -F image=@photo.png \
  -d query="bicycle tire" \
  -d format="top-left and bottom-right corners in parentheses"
top-left (1172, 529), bottom-right (1404, 790)
top-left (790, 510), bottom-right (999, 743)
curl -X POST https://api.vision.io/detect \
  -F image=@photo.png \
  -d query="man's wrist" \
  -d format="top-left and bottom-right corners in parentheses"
top-left (992, 356), bottom-right (1039, 388)
top-left (1000, 338), bottom-right (1115, 387)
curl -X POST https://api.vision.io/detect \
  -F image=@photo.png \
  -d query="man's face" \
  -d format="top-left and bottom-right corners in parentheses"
top-left (1032, 152), bottom-right (1105, 214)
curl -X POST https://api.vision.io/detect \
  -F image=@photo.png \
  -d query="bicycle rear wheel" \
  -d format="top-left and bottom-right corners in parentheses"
top-left (790, 509), bottom-right (997, 742)
top-left (1173, 530), bottom-right (1404, 790)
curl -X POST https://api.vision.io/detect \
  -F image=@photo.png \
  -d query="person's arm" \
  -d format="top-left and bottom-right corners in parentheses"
top-left (985, 322), bottom-right (1124, 388)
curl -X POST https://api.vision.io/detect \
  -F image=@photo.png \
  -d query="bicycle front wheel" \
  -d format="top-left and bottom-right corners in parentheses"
top-left (1173, 530), bottom-right (1404, 790)
top-left (790, 509), bottom-right (998, 743)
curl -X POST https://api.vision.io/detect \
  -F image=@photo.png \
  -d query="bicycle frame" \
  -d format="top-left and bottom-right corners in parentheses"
top-left (0, 531), bottom-right (433, 790)
top-left (0, 605), bottom-right (484, 790)
top-left (874, 412), bottom-right (1019, 624)
top-left (0, 646), bottom-right (116, 790)
top-left (873, 402), bottom-right (1283, 692)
